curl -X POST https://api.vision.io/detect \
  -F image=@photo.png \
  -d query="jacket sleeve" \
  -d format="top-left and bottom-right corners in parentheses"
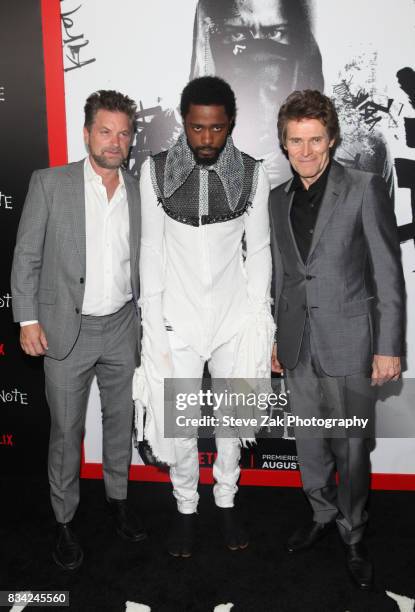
top-left (231, 163), bottom-right (275, 379)
top-left (243, 163), bottom-right (272, 310)
top-left (139, 158), bottom-right (173, 379)
top-left (361, 173), bottom-right (405, 356)
top-left (10, 170), bottom-right (49, 322)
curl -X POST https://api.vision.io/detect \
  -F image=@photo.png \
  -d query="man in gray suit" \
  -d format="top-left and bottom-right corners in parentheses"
top-left (270, 90), bottom-right (405, 590)
top-left (11, 90), bottom-right (145, 570)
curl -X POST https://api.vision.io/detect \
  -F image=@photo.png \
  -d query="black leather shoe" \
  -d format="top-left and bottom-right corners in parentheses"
top-left (107, 498), bottom-right (147, 542)
top-left (286, 521), bottom-right (333, 553)
top-left (52, 523), bottom-right (83, 571)
top-left (167, 512), bottom-right (196, 558)
top-left (345, 542), bottom-right (373, 590)
top-left (218, 508), bottom-right (249, 551)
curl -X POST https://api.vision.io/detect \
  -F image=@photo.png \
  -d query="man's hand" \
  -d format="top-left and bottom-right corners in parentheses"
top-left (271, 343), bottom-right (284, 374)
top-left (371, 354), bottom-right (401, 386)
top-left (20, 323), bottom-right (48, 356)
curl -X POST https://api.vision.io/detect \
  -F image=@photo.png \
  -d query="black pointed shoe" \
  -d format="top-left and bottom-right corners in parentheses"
top-left (107, 498), bottom-right (147, 542)
top-left (345, 542), bottom-right (373, 590)
top-left (167, 512), bottom-right (196, 558)
top-left (53, 523), bottom-right (83, 571)
top-left (286, 521), bottom-right (334, 553)
top-left (218, 508), bottom-right (249, 551)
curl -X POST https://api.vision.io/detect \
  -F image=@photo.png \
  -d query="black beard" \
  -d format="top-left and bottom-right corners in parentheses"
top-left (189, 141), bottom-right (226, 166)
top-left (195, 154), bottom-right (219, 166)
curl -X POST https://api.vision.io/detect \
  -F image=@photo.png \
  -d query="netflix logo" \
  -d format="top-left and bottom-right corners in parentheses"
top-left (0, 434), bottom-right (13, 447)
top-left (198, 451), bottom-right (217, 467)
top-left (0, 343), bottom-right (4, 356)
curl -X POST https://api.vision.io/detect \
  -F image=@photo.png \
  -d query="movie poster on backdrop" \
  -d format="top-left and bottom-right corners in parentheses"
top-left (61, 0), bottom-right (415, 476)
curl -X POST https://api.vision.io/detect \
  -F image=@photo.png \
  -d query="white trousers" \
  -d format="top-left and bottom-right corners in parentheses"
top-left (168, 328), bottom-right (241, 514)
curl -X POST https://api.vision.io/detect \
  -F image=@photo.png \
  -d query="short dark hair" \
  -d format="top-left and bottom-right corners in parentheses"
top-left (84, 90), bottom-right (137, 131)
top-left (277, 89), bottom-right (340, 147)
top-left (180, 76), bottom-right (236, 123)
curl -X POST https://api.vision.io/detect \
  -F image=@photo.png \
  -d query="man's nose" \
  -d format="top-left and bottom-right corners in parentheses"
top-left (110, 133), bottom-right (121, 147)
top-left (201, 129), bottom-right (213, 146)
top-left (301, 141), bottom-right (311, 156)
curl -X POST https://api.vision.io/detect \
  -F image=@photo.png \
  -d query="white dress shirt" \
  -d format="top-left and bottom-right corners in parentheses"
top-left (82, 157), bottom-right (131, 315)
top-left (21, 157), bottom-right (131, 326)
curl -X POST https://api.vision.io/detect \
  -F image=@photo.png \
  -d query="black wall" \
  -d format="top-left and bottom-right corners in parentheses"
top-left (0, 0), bottom-right (50, 475)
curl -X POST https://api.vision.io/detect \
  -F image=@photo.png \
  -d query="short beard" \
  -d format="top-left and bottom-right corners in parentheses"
top-left (189, 143), bottom-right (225, 166)
top-left (193, 151), bottom-right (219, 166)
top-left (90, 152), bottom-right (124, 170)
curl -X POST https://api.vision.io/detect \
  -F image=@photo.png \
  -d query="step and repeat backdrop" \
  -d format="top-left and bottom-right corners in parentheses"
top-left (0, 1), bottom-right (50, 475)
top-left (60, 0), bottom-right (415, 481)
top-left (2, 0), bottom-right (415, 483)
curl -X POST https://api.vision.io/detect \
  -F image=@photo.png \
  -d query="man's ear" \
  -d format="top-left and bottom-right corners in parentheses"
top-left (280, 142), bottom-right (289, 159)
top-left (83, 126), bottom-right (89, 146)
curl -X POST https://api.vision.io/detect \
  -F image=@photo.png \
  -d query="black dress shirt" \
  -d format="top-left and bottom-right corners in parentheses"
top-left (289, 163), bottom-right (331, 263)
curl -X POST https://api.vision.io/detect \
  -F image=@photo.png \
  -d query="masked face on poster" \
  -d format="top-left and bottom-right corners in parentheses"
top-left (190, 0), bottom-right (324, 167)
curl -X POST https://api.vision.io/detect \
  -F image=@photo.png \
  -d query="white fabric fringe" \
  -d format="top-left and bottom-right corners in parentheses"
top-left (133, 304), bottom-right (275, 464)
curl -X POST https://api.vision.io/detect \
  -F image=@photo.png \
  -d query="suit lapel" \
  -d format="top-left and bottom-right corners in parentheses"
top-left (66, 160), bottom-right (86, 273)
top-left (307, 161), bottom-right (346, 263)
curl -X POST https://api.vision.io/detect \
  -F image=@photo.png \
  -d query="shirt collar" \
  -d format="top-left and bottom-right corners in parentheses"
top-left (163, 132), bottom-right (245, 212)
top-left (289, 160), bottom-right (331, 194)
top-left (84, 156), bottom-right (125, 189)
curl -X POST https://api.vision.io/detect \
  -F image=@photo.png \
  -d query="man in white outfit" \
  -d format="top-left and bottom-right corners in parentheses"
top-left (137, 76), bottom-right (273, 557)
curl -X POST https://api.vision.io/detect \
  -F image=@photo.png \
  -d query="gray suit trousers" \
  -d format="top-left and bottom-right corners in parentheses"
top-left (44, 301), bottom-right (138, 523)
top-left (286, 318), bottom-right (374, 544)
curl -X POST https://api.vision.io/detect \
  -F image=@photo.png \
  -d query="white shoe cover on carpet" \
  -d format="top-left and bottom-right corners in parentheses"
top-left (125, 603), bottom-right (151, 612)
top-left (387, 590), bottom-right (415, 612)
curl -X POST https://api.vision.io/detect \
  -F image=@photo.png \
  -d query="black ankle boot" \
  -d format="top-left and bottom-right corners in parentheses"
top-left (167, 512), bottom-right (196, 558)
top-left (218, 507), bottom-right (249, 551)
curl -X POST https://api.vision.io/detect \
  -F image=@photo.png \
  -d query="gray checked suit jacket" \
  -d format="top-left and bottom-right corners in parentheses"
top-left (11, 159), bottom-right (141, 360)
top-left (269, 160), bottom-right (405, 376)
